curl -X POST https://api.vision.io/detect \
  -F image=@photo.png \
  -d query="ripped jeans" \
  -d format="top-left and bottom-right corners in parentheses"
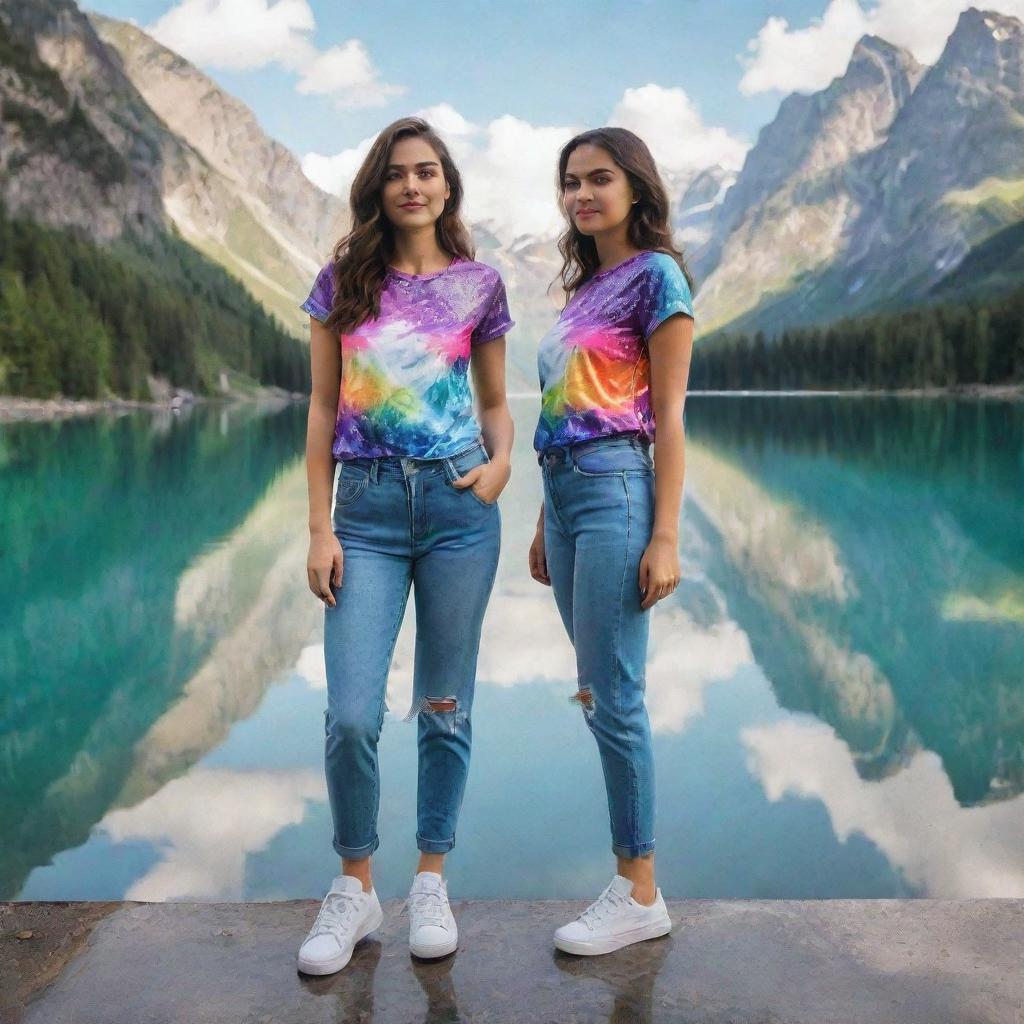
top-left (323, 441), bottom-right (500, 858)
top-left (540, 434), bottom-right (656, 859)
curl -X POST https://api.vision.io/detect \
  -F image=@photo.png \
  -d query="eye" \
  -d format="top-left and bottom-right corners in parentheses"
top-left (418, 169), bottom-right (436, 178)
top-left (594, 176), bottom-right (611, 185)
top-left (563, 180), bottom-right (579, 191)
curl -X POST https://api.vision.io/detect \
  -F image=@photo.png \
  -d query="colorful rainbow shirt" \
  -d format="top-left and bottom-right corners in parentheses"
top-left (301, 259), bottom-right (513, 460)
top-left (533, 251), bottom-right (694, 452)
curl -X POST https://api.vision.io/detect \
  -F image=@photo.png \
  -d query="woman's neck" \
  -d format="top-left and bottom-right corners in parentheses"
top-left (593, 225), bottom-right (641, 274)
top-left (391, 228), bottom-right (451, 276)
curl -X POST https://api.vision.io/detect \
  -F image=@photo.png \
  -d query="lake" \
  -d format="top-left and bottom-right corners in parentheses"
top-left (2, 395), bottom-right (1022, 901)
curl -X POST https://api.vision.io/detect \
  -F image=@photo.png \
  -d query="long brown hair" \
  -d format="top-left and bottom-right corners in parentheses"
top-left (325, 117), bottom-right (475, 333)
top-left (555, 127), bottom-right (694, 298)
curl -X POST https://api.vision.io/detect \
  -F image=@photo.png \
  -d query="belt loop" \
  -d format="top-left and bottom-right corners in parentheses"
top-left (370, 459), bottom-right (379, 485)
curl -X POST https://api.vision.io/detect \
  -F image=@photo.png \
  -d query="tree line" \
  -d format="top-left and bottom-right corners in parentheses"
top-left (689, 286), bottom-right (1024, 391)
top-left (0, 202), bottom-right (311, 400)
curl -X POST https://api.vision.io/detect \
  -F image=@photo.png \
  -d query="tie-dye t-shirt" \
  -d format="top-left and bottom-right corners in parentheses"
top-left (533, 251), bottom-right (694, 452)
top-left (301, 258), bottom-right (513, 460)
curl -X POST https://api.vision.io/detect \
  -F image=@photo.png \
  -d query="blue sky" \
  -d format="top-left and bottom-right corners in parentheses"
top-left (87, 0), bottom-right (832, 154)
top-left (82, 0), bottom-right (1024, 240)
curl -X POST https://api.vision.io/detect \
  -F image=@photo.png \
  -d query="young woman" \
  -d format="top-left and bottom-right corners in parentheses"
top-left (528, 127), bottom-right (695, 955)
top-left (299, 117), bottom-right (514, 975)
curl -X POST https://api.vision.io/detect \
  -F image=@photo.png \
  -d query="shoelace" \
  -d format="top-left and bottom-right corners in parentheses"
top-left (578, 885), bottom-right (629, 931)
top-left (404, 885), bottom-right (449, 929)
top-left (308, 889), bottom-right (361, 939)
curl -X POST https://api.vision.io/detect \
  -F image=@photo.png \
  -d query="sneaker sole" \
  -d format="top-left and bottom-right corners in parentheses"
top-left (297, 903), bottom-right (384, 976)
top-left (409, 931), bottom-right (458, 959)
top-left (553, 917), bottom-right (671, 956)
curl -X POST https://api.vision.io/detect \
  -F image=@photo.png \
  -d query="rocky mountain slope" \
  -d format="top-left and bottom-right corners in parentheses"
top-left (0, 0), bottom-right (345, 338)
top-left (694, 8), bottom-right (1024, 339)
top-left (90, 13), bottom-right (346, 334)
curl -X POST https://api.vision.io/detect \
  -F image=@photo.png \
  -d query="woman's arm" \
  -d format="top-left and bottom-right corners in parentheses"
top-left (639, 313), bottom-right (695, 610)
top-left (455, 336), bottom-right (514, 503)
top-left (306, 316), bottom-right (343, 606)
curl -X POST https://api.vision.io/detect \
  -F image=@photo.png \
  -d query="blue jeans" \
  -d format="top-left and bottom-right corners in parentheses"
top-left (540, 434), bottom-right (656, 858)
top-left (324, 441), bottom-right (500, 858)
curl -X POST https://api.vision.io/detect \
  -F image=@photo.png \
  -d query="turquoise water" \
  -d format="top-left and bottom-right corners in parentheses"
top-left (2, 396), bottom-right (1022, 901)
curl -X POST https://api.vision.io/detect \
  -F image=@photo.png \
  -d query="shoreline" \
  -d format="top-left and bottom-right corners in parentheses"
top-left (686, 384), bottom-right (1024, 399)
top-left (0, 391), bottom-right (308, 424)
top-left (2, 383), bottom-right (1020, 425)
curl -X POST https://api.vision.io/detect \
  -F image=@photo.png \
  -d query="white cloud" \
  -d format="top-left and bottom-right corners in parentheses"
top-left (740, 0), bottom-right (1024, 96)
top-left (148, 0), bottom-right (313, 70)
top-left (294, 39), bottom-right (405, 109)
top-left (610, 84), bottom-right (749, 178)
top-left (302, 87), bottom-right (749, 246)
top-left (301, 136), bottom-right (375, 197)
top-left (148, 0), bottom-right (403, 109)
top-left (417, 103), bottom-right (478, 147)
top-left (103, 768), bottom-right (324, 900)
top-left (294, 643), bottom-right (326, 689)
top-left (464, 115), bottom-right (578, 241)
top-left (742, 717), bottom-right (1024, 897)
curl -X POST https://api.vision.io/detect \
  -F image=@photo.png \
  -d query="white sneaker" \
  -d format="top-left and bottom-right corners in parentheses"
top-left (297, 875), bottom-right (383, 975)
top-left (407, 871), bottom-right (458, 959)
top-left (554, 875), bottom-right (671, 956)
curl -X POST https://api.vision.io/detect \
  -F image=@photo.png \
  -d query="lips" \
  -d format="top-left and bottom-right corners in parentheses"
top-left (576, 209), bottom-right (598, 218)
top-left (399, 203), bottom-right (426, 210)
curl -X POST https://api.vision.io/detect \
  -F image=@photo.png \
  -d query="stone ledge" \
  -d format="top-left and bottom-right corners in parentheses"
top-left (2, 899), bottom-right (1022, 1023)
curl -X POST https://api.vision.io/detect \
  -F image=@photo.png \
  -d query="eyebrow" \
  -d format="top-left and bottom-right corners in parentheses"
top-left (386, 161), bottom-right (440, 170)
top-left (564, 167), bottom-right (616, 178)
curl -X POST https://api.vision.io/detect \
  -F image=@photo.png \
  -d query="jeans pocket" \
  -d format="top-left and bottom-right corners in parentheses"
top-left (335, 464), bottom-right (369, 506)
top-left (448, 445), bottom-right (495, 505)
top-left (572, 444), bottom-right (648, 477)
top-left (466, 485), bottom-right (496, 508)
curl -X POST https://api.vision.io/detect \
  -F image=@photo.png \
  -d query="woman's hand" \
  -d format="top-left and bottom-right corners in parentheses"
top-left (638, 535), bottom-right (680, 610)
top-left (528, 518), bottom-right (550, 586)
top-left (307, 529), bottom-right (344, 608)
top-left (452, 455), bottom-right (511, 505)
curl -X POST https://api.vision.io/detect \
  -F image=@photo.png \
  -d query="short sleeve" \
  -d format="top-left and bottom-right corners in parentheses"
top-left (638, 254), bottom-right (694, 341)
top-left (300, 262), bottom-right (334, 323)
top-left (471, 273), bottom-right (514, 345)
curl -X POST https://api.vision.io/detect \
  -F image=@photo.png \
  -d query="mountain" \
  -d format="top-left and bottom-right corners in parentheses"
top-left (0, 0), bottom-right (345, 338)
top-left (675, 164), bottom-right (736, 252)
top-left (0, 0), bottom-right (312, 399)
top-left (695, 9), bottom-right (1024, 340)
top-left (693, 34), bottom-right (925, 334)
top-left (90, 13), bottom-right (347, 334)
top-left (0, 0), bottom-right (166, 240)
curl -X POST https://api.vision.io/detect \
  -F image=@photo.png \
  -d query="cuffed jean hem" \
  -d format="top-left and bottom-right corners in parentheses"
top-left (612, 840), bottom-right (656, 859)
top-left (333, 836), bottom-right (380, 859)
top-left (416, 833), bottom-right (456, 854)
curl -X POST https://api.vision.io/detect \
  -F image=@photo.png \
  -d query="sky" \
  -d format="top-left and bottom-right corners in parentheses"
top-left (85, 0), bottom-right (1024, 242)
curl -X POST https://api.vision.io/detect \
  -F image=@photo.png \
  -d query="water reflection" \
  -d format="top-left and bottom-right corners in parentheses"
top-left (687, 396), bottom-right (1024, 806)
top-left (0, 402), bottom-right (311, 898)
top-left (4, 395), bottom-right (1023, 901)
top-left (554, 935), bottom-right (671, 1024)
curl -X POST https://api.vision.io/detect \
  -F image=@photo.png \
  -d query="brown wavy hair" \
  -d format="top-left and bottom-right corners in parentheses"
top-left (324, 117), bottom-right (475, 333)
top-left (555, 127), bottom-right (695, 299)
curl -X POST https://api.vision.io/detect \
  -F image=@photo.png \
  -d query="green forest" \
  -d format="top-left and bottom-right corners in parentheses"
top-left (0, 203), bottom-right (310, 400)
top-left (690, 285), bottom-right (1024, 391)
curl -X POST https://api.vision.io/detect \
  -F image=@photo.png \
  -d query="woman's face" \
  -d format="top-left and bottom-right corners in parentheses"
top-left (381, 135), bottom-right (451, 231)
top-left (561, 143), bottom-right (635, 237)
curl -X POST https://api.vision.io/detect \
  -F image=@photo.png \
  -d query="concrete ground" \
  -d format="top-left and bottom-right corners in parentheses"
top-left (1, 899), bottom-right (1021, 1023)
